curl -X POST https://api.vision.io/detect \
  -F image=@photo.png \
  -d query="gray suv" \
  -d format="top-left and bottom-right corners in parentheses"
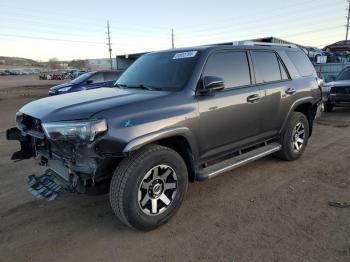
top-left (7, 42), bottom-right (322, 230)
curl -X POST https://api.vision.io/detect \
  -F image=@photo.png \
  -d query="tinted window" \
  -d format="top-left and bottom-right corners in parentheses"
top-left (70, 72), bottom-right (93, 84)
top-left (286, 50), bottom-right (314, 77)
top-left (251, 51), bottom-right (281, 84)
top-left (116, 51), bottom-right (199, 91)
top-left (336, 67), bottom-right (350, 80)
top-left (204, 51), bottom-right (251, 88)
top-left (104, 72), bottom-right (119, 81)
top-left (89, 72), bottom-right (104, 83)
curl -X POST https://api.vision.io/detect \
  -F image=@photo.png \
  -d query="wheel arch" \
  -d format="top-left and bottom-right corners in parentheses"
top-left (122, 127), bottom-right (198, 182)
top-left (280, 98), bottom-right (318, 137)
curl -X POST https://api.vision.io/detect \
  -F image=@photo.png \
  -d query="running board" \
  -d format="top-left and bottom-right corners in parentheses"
top-left (196, 142), bottom-right (282, 181)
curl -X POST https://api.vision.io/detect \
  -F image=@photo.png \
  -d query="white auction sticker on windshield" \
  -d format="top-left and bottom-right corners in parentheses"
top-left (173, 51), bottom-right (197, 59)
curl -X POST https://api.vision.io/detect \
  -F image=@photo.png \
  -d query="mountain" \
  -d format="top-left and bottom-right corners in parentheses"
top-left (0, 56), bottom-right (39, 66)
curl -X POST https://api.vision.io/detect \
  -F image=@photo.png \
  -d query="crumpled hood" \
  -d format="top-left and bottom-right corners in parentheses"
top-left (50, 82), bottom-right (73, 91)
top-left (20, 88), bottom-right (169, 122)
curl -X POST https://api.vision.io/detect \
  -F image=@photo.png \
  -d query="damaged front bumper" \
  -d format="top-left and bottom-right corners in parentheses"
top-left (7, 126), bottom-right (118, 198)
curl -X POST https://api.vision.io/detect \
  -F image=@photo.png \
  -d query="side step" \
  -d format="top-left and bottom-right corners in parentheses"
top-left (28, 173), bottom-right (64, 201)
top-left (196, 142), bottom-right (282, 181)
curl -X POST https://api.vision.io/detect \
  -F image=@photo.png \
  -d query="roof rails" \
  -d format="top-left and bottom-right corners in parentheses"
top-left (232, 41), bottom-right (297, 48)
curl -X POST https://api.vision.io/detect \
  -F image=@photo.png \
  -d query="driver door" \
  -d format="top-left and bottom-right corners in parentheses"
top-left (197, 50), bottom-right (264, 161)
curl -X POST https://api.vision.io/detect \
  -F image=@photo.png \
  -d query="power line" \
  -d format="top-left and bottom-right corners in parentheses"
top-left (0, 4), bottom-right (170, 32)
top-left (176, 0), bottom-right (344, 33)
top-left (176, 5), bottom-right (342, 38)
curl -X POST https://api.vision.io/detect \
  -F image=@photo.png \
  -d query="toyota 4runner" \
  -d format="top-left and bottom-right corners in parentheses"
top-left (7, 42), bottom-right (322, 230)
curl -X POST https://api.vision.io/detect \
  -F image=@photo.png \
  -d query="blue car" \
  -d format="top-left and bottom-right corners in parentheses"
top-left (49, 71), bottom-right (122, 96)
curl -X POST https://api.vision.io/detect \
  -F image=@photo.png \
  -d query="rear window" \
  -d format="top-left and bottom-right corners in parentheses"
top-left (286, 50), bottom-right (314, 77)
top-left (251, 51), bottom-right (282, 84)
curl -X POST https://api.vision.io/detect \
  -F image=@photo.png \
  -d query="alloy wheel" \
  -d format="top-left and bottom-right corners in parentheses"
top-left (291, 122), bottom-right (305, 152)
top-left (138, 165), bottom-right (178, 216)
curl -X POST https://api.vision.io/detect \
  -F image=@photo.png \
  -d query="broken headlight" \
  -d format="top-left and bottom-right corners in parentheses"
top-left (42, 119), bottom-right (107, 143)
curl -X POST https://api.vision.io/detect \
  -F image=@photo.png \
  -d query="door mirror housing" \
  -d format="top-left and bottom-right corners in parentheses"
top-left (86, 80), bottom-right (93, 85)
top-left (199, 76), bottom-right (225, 94)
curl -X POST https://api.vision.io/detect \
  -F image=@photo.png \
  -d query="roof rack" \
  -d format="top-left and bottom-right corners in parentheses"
top-left (232, 41), bottom-right (297, 48)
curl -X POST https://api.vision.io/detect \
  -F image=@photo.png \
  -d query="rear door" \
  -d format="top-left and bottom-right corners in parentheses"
top-left (197, 50), bottom-right (264, 161)
top-left (249, 50), bottom-right (293, 135)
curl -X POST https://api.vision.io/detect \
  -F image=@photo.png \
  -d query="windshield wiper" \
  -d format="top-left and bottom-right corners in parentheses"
top-left (113, 83), bottom-right (127, 88)
top-left (116, 84), bottom-right (160, 91)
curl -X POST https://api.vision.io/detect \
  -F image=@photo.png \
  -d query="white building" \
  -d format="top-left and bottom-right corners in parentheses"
top-left (87, 58), bottom-right (117, 70)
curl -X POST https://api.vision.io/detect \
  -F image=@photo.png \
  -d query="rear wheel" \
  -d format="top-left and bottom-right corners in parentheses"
top-left (109, 144), bottom-right (188, 230)
top-left (275, 112), bottom-right (309, 161)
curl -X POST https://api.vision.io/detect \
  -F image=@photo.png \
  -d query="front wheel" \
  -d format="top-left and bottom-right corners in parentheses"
top-left (109, 145), bottom-right (188, 230)
top-left (275, 112), bottom-right (310, 161)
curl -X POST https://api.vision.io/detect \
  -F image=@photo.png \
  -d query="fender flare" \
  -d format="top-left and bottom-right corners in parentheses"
top-left (279, 96), bottom-right (315, 134)
top-left (122, 126), bottom-right (199, 160)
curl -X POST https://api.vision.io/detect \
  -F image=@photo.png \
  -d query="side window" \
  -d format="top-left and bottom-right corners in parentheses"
top-left (104, 72), bottom-right (118, 81)
top-left (204, 51), bottom-right (251, 88)
top-left (251, 51), bottom-right (282, 84)
top-left (88, 72), bottom-right (104, 83)
top-left (286, 50), bottom-right (314, 77)
top-left (279, 60), bottom-right (289, 80)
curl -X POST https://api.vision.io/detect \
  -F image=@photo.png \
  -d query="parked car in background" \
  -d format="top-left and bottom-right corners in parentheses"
top-left (304, 47), bottom-right (324, 62)
top-left (322, 66), bottom-right (350, 112)
top-left (49, 70), bottom-right (122, 95)
top-left (324, 40), bottom-right (350, 52)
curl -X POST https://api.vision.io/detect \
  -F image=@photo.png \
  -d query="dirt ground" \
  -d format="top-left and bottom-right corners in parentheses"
top-left (0, 84), bottom-right (349, 262)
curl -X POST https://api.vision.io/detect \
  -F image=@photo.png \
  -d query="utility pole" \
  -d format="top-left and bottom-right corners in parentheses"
top-left (106, 20), bottom-right (113, 70)
top-left (346, 1), bottom-right (350, 40)
top-left (171, 28), bottom-right (174, 49)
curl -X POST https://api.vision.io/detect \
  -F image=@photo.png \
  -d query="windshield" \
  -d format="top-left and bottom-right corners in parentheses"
top-left (336, 67), bottom-right (350, 81)
top-left (70, 72), bottom-right (94, 84)
top-left (116, 50), bottom-right (200, 91)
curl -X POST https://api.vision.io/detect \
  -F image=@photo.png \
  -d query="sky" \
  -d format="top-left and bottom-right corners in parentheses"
top-left (0, 0), bottom-right (347, 61)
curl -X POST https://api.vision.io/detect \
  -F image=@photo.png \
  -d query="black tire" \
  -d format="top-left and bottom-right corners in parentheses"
top-left (275, 112), bottom-right (309, 161)
top-left (324, 102), bottom-right (333, 112)
top-left (109, 144), bottom-right (188, 230)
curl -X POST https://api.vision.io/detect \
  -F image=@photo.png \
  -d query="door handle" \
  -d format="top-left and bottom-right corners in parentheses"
top-left (247, 94), bottom-right (260, 103)
top-left (285, 88), bottom-right (297, 95)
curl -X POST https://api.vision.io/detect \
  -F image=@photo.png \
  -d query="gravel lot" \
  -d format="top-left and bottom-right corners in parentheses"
top-left (0, 75), bottom-right (65, 90)
top-left (0, 84), bottom-right (349, 262)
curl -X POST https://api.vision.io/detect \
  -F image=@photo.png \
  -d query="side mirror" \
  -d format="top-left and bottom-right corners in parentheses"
top-left (199, 76), bottom-right (225, 94)
top-left (86, 80), bottom-right (93, 85)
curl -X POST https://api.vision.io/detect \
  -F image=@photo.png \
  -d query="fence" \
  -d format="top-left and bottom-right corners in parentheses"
top-left (314, 62), bottom-right (350, 82)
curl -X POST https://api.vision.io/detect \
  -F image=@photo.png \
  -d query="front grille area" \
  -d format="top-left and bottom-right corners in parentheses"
top-left (335, 86), bottom-right (350, 94)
